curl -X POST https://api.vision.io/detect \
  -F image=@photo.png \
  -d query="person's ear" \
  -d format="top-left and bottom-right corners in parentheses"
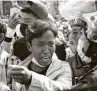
top-left (0, 33), bottom-right (4, 43)
top-left (26, 42), bottom-right (32, 52)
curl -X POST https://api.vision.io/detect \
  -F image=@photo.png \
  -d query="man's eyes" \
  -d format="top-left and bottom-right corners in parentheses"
top-left (37, 42), bottom-right (54, 47)
top-left (37, 43), bottom-right (44, 46)
top-left (24, 19), bottom-right (31, 23)
top-left (69, 41), bottom-right (74, 45)
top-left (48, 42), bottom-right (54, 47)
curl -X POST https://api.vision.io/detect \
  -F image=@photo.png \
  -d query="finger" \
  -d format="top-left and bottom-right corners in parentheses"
top-left (11, 75), bottom-right (24, 83)
top-left (11, 13), bottom-right (17, 19)
top-left (14, 78), bottom-right (24, 84)
top-left (11, 75), bottom-right (23, 79)
top-left (8, 65), bottom-right (24, 71)
top-left (11, 18), bottom-right (19, 24)
top-left (10, 71), bottom-right (23, 76)
top-left (12, 20), bottom-right (19, 26)
top-left (9, 65), bottom-right (23, 69)
top-left (12, 77), bottom-right (24, 83)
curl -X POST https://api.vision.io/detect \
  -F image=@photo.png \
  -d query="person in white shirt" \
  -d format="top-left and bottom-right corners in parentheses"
top-left (8, 19), bottom-right (72, 91)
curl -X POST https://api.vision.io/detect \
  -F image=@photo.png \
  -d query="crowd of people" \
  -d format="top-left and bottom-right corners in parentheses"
top-left (0, 0), bottom-right (97, 91)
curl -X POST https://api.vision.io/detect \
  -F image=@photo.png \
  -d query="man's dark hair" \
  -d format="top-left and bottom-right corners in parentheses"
top-left (26, 19), bottom-right (58, 44)
top-left (0, 23), bottom-right (7, 36)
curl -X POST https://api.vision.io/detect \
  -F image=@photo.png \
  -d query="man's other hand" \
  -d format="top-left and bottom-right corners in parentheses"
top-left (8, 13), bottom-right (20, 30)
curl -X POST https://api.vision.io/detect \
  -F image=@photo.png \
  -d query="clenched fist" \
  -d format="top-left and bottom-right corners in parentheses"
top-left (9, 65), bottom-right (32, 85)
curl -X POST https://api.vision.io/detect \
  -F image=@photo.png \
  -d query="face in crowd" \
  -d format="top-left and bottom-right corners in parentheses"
top-left (26, 20), bottom-right (57, 67)
top-left (70, 26), bottom-right (84, 41)
top-left (18, 8), bottom-right (38, 26)
top-left (86, 20), bottom-right (97, 43)
top-left (18, 1), bottom-right (48, 26)
top-left (68, 32), bottom-right (77, 54)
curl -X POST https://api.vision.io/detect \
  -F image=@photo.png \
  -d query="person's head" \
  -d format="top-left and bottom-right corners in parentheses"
top-left (69, 18), bottom-right (87, 42)
top-left (19, 0), bottom-right (48, 26)
top-left (26, 19), bottom-right (57, 67)
top-left (67, 31), bottom-right (77, 54)
top-left (0, 23), bottom-right (6, 44)
top-left (86, 19), bottom-right (97, 43)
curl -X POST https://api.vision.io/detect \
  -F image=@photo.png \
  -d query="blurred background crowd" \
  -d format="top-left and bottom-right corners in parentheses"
top-left (0, 0), bottom-right (97, 91)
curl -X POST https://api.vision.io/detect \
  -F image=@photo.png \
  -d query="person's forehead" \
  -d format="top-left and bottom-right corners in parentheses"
top-left (19, 11), bottom-right (35, 19)
top-left (71, 26), bottom-right (82, 30)
top-left (32, 30), bottom-right (55, 42)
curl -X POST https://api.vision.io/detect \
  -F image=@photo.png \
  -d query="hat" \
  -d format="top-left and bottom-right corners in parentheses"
top-left (25, 0), bottom-right (48, 20)
top-left (69, 18), bottom-right (87, 28)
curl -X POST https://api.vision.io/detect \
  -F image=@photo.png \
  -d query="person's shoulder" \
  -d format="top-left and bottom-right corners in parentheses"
top-left (55, 58), bottom-right (70, 68)
top-left (56, 59), bottom-right (71, 74)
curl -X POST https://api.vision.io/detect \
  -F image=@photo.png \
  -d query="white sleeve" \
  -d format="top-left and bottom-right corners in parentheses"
top-left (6, 26), bottom-right (15, 38)
top-left (15, 24), bottom-right (24, 38)
top-left (1, 41), bottom-right (11, 54)
top-left (77, 39), bottom-right (85, 59)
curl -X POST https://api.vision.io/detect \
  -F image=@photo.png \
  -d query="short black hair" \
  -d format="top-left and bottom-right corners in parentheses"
top-left (26, 19), bottom-right (58, 44)
top-left (0, 23), bottom-right (7, 36)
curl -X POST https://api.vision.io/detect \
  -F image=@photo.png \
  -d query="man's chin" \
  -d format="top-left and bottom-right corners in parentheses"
top-left (40, 59), bottom-right (52, 67)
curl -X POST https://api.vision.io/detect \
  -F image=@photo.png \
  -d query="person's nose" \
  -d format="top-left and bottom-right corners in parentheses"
top-left (43, 45), bottom-right (49, 54)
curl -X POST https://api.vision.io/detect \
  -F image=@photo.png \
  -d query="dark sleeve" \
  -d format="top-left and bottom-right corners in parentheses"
top-left (55, 44), bottom-right (66, 61)
top-left (20, 23), bottom-right (28, 37)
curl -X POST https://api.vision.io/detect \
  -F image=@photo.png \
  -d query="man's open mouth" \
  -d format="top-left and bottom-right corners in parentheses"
top-left (41, 57), bottom-right (50, 62)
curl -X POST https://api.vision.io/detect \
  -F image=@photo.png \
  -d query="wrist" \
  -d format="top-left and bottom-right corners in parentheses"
top-left (81, 54), bottom-right (85, 60)
top-left (4, 37), bottom-right (12, 42)
top-left (6, 27), bottom-right (15, 38)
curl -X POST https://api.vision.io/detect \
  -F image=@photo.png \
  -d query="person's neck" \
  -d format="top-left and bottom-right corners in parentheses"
top-left (30, 57), bottom-right (47, 73)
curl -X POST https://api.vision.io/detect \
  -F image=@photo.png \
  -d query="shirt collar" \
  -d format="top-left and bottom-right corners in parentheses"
top-left (31, 57), bottom-right (46, 67)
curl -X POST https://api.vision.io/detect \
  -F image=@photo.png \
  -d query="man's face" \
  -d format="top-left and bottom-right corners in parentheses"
top-left (19, 11), bottom-right (37, 25)
top-left (70, 26), bottom-right (83, 40)
top-left (68, 32), bottom-right (77, 54)
top-left (30, 30), bottom-right (56, 67)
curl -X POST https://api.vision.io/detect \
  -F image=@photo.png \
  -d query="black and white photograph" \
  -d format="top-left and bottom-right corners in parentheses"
top-left (0, 0), bottom-right (97, 91)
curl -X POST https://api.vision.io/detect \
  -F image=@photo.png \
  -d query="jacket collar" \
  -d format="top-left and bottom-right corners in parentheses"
top-left (18, 54), bottom-right (62, 79)
top-left (46, 58), bottom-right (63, 79)
top-left (18, 54), bottom-right (33, 67)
